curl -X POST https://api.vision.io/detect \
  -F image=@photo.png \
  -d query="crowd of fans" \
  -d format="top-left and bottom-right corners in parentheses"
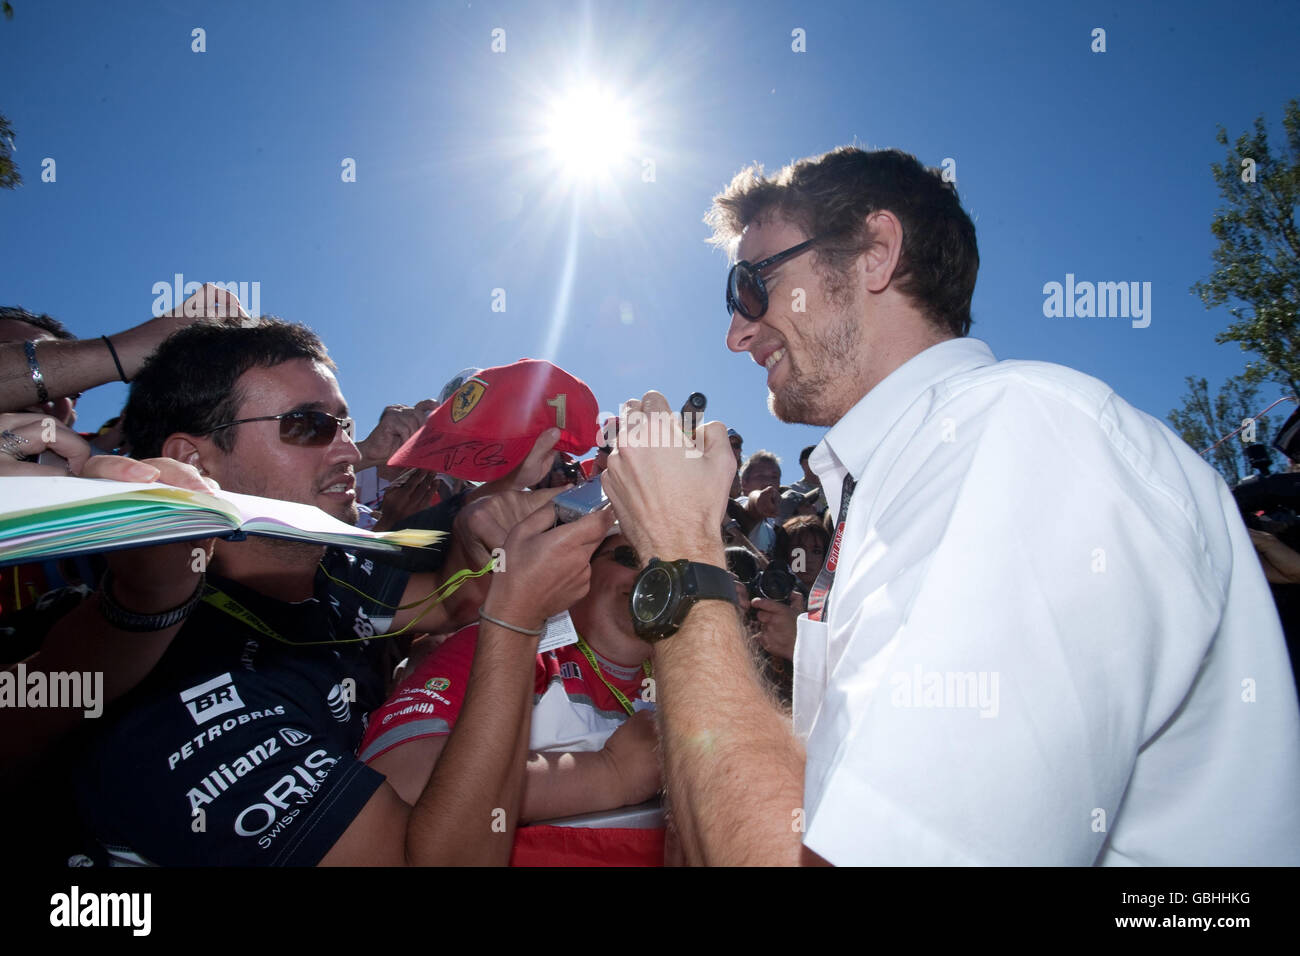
top-left (0, 288), bottom-right (842, 866)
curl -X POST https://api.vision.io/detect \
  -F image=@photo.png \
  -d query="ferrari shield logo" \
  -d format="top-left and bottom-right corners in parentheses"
top-left (451, 378), bottom-right (488, 423)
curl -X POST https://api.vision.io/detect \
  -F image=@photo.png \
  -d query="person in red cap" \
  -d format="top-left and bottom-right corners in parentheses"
top-left (389, 359), bottom-right (601, 483)
top-left (359, 531), bottom-right (664, 866)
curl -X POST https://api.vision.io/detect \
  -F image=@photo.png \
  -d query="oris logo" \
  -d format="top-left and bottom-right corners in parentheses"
top-left (234, 749), bottom-right (339, 841)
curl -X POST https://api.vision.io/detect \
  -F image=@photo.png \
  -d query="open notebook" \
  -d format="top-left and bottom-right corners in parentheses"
top-left (0, 477), bottom-right (443, 566)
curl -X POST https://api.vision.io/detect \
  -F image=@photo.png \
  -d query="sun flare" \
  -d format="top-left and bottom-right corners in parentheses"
top-left (541, 84), bottom-right (639, 182)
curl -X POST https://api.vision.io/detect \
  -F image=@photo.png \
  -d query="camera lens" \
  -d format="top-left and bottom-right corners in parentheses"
top-left (758, 566), bottom-right (796, 603)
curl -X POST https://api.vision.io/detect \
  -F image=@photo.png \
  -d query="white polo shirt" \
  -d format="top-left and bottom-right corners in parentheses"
top-left (795, 337), bottom-right (1300, 865)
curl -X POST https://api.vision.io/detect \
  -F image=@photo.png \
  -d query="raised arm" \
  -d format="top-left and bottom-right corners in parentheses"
top-left (321, 501), bottom-right (615, 865)
top-left (519, 710), bottom-right (660, 821)
top-left (602, 391), bottom-right (811, 865)
top-left (1, 455), bottom-right (219, 776)
top-left (0, 284), bottom-right (248, 414)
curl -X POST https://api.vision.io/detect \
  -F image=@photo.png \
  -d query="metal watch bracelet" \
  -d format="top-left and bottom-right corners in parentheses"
top-left (98, 570), bottom-right (206, 632)
top-left (24, 340), bottom-right (49, 404)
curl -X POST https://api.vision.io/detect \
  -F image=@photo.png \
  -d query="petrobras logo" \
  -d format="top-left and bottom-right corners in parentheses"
top-left (166, 705), bottom-right (287, 771)
top-left (180, 673), bottom-right (244, 725)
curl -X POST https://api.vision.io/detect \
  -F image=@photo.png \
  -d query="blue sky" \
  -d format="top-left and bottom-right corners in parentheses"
top-left (2, 0), bottom-right (1297, 478)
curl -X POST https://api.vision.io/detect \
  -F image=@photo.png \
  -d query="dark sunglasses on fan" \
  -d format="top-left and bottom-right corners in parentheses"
top-left (599, 545), bottom-right (641, 570)
top-left (725, 234), bottom-right (827, 320)
top-left (206, 409), bottom-right (355, 447)
top-left (553, 458), bottom-right (587, 486)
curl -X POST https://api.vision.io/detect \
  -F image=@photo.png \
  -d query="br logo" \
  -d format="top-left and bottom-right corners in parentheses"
top-left (424, 677), bottom-right (451, 692)
top-left (451, 378), bottom-right (488, 422)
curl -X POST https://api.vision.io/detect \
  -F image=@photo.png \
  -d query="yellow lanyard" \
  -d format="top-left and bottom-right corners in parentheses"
top-left (573, 636), bottom-right (651, 717)
top-left (201, 584), bottom-right (285, 641)
top-left (198, 560), bottom-right (492, 647)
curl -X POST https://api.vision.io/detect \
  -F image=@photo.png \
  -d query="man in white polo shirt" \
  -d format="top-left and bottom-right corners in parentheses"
top-left (601, 145), bottom-right (1300, 866)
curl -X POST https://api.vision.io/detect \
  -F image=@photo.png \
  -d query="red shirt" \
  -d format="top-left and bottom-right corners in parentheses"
top-left (358, 624), bottom-right (664, 866)
top-left (358, 624), bottom-right (651, 762)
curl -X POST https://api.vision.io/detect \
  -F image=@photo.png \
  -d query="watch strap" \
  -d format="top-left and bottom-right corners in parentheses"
top-left (681, 560), bottom-right (741, 605)
top-left (633, 558), bottom-right (740, 642)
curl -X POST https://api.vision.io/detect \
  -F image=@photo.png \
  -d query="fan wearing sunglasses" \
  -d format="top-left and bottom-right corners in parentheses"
top-left (49, 319), bottom-right (614, 868)
top-left (360, 532), bottom-right (665, 865)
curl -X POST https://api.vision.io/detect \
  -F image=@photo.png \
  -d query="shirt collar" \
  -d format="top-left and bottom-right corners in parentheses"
top-left (811, 337), bottom-right (997, 481)
top-left (577, 635), bottom-right (645, 683)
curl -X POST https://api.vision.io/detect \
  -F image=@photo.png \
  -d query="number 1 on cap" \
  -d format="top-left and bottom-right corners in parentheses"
top-left (547, 393), bottom-right (567, 429)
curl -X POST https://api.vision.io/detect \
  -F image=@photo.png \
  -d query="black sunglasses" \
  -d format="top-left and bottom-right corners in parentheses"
top-left (599, 544), bottom-right (640, 570)
top-left (552, 458), bottom-right (587, 485)
top-left (726, 235), bottom-right (826, 320)
top-left (207, 409), bottom-right (355, 447)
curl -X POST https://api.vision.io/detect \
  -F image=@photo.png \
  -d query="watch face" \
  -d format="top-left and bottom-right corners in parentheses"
top-left (632, 566), bottom-right (674, 624)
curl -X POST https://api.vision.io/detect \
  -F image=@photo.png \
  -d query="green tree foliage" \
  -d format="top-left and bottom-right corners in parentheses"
top-left (0, 111), bottom-right (19, 189)
top-left (1167, 374), bottom-right (1280, 485)
top-left (1, 3), bottom-right (16, 189)
top-left (1191, 100), bottom-right (1300, 397)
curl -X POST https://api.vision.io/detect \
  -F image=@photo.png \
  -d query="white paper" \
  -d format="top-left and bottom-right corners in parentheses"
top-left (537, 609), bottom-right (580, 652)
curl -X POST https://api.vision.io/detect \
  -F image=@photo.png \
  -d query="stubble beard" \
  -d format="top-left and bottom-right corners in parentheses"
top-left (767, 306), bottom-right (863, 427)
top-left (239, 466), bottom-right (358, 526)
top-left (227, 467), bottom-right (357, 561)
top-left (332, 499), bottom-right (360, 526)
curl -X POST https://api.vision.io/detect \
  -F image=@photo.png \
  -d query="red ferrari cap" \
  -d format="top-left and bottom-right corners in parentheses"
top-left (388, 359), bottom-right (600, 481)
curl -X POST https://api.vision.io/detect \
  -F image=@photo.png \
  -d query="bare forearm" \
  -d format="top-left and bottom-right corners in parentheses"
top-left (654, 598), bottom-right (806, 866)
top-left (404, 622), bottom-right (536, 865)
top-left (0, 329), bottom-right (152, 410)
top-left (1, 589), bottom-right (190, 772)
top-left (520, 749), bottom-right (622, 822)
top-left (728, 499), bottom-right (760, 535)
top-left (391, 571), bottom-right (456, 633)
top-left (40, 590), bottom-right (188, 697)
top-left (414, 540), bottom-right (493, 632)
